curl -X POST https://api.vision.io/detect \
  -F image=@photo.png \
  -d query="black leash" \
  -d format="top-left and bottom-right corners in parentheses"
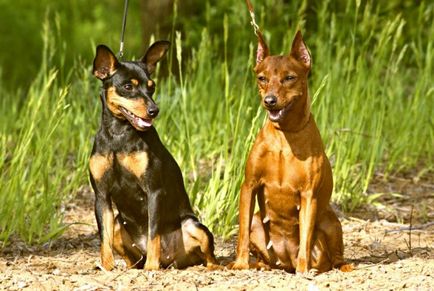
top-left (118, 0), bottom-right (129, 59)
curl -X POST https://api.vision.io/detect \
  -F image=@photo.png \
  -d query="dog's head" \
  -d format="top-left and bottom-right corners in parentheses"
top-left (93, 41), bottom-right (170, 131)
top-left (254, 31), bottom-right (311, 124)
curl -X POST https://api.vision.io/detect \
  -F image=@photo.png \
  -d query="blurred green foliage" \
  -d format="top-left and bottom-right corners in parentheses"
top-left (0, 0), bottom-right (430, 88)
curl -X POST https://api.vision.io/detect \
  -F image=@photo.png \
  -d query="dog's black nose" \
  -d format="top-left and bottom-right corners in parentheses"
top-left (147, 106), bottom-right (159, 118)
top-left (264, 95), bottom-right (277, 107)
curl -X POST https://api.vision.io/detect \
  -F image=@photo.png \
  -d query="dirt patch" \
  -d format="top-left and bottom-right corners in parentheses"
top-left (1, 185), bottom-right (433, 290)
top-left (351, 170), bottom-right (434, 224)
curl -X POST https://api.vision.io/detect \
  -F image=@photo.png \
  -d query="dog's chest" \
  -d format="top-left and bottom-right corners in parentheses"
top-left (262, 146), bottom-right (312, 191)
top-left (109, 151), bottom-right (150, 217)
top-left (115, 151), bottom-right (149, 179)
top-left (260, 147), bottom-right (308, 224)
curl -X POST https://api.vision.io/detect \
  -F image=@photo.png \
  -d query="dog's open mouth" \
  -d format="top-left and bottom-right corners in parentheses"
top-left (268, 101), bottom-right (294, 122)
top-left (119, 106), bottom-right (153, 130)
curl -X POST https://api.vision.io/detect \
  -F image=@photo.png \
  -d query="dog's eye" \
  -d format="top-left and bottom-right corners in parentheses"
top-left (284, 75), bottom-right (296, 82)
top-left (257, 76), bottom-right (267, 82)
top-left (123, 83), bottom-right (133, 91)
top-left (147, 80), bottom-right (155, 91)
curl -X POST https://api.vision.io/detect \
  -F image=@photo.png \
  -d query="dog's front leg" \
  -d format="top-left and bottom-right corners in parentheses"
top-left (91, 174), bottom-right (115, 271)
top-left (297, 190), bottom-right (317, 274)
top-left (231, 182), bottom-right (257, 269)
top-left (90, 154), bottom-right (115, 271)
top-left (95, 194), bottom-right (115, 271)
top-left (144, 188), bottom-right (162, 271)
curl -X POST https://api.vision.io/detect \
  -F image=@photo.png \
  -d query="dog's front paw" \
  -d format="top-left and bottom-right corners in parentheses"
top-left (338, 263), bottom-right (354, 272)
top-left (144, 259), bottom-right (160, 271)
top-left (296, 257), bottom-right (308, 274)
top-left (227, 260), bottom-right (250, 270)
top-left (206, 262), bottom-right (224, 271)
top-left (253, 261), bottom-right (271, 271)
top-left (100, 252), bottom-right (115, 271)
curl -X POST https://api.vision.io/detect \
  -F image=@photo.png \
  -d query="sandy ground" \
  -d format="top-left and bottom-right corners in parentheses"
top-left (1, 177), bottom-right (433, 290)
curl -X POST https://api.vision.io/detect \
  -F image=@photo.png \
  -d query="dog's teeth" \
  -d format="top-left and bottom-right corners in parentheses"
top-left (132, 243), bottom-right (136, 247)
top-left (297, 205), bottom-right (300, 210)
top-left (276, 259), bottom-right (282, 266)
top-left (267, 241), bottom-right (273, 250)
top-left (123, 221), bottom-right (127, 225)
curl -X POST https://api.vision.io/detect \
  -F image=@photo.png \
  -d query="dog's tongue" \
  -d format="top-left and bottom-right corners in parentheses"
top-left (136, 117), bottom-right (152, 128)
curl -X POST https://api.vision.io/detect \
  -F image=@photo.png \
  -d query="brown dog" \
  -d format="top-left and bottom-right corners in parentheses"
top-left (230, 27), bottom-right (352, 274)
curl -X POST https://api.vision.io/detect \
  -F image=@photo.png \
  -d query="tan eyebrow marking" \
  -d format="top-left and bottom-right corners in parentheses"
top-left (131, 79), bottom-right (139, 86)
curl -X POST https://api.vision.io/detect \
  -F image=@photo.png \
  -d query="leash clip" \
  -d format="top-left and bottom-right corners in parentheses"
top-left (118, 0), bottom-right (129, 60)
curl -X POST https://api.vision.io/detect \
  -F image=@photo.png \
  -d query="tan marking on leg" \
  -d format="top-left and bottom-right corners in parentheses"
top-left (144, 234), bottom-right (160, 270)
top-left (89, 153), bottom-right (113, 181)
top-left (100, 208), bottom-right (115, 271)
top-left (117, 152), bottom-right (149, 179)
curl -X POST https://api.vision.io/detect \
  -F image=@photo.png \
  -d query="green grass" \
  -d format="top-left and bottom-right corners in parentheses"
top-left (0, 0), bottom-right (433, 245)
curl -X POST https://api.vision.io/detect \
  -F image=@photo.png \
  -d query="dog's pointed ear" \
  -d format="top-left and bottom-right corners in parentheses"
top-left (256, 32), bottom-right (269, 64)
top-left (290, 31), bottom-right (311, 69)
top-left (140, 40), bottom-right (170, 75)
top-left (93, 45), bottom-right (119, 80)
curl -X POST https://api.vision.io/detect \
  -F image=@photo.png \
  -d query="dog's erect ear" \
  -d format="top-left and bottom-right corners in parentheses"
top-left (256, 32), bottom-right (269, 64)
top-left (290, 31), bottom-right (311, 69)
top-left (93, 45), bottom-right (119, 80)
top-left (141, 40), bottom-right (170, 75)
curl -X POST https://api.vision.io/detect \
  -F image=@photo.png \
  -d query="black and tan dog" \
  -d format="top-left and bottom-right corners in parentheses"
top-left (89, 41), bottom-right (218, 271)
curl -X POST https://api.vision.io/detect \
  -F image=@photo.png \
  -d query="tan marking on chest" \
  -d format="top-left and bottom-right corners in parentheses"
top-left (89, 153), bottom-right (113, 181)
top-left (117, 152), bottom-right (149, 178)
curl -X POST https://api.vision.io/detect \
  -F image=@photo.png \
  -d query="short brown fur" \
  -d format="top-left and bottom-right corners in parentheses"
top-left (230, 28), bottom-right (352, 274)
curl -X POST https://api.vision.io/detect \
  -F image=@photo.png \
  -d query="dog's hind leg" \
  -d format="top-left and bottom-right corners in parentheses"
top-left (181, 217), bottom-right (219, 269)
top-left (317, 206), bottom-right (352, 271)
top-left (113, 215), bottom-right (145, 269)
top-left (249, 212), bottom-right (273, 269)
